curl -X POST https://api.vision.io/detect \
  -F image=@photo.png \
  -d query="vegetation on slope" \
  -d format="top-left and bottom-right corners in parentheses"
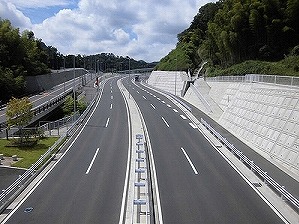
top-left (156, 0), bottom-right (299, 77)
top-left (0, 18), bottom-right (157, 102)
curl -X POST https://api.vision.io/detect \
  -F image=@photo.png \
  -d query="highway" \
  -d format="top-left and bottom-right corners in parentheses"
top-left (123, 78), bottom-right (285, 223)
top-left (1, 75), bottom-right (289, 223)
top-left (0, 74), bottom-right (91, 125)
top-left (2, 77), bottom-right (129, 223)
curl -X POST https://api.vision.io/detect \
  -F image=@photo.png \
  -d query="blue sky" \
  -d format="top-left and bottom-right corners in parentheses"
top-left (0, 0), bottom-right (212, 62)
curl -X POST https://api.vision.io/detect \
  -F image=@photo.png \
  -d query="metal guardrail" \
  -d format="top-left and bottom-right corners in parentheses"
top-left (0, 134), bottom-right (65, 213)
top-left (201, 118), bottom-right (299, 212)
top-left (206, 74), bottom-right (299, 87)
top-left (0, 78), bottom-right (105, 214)
top-left (32, 89), bottom-right (73, 116)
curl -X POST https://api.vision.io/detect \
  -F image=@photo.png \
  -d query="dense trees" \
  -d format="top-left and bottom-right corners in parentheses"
top-left (0, 19), bottom-right (50, 102)
top-left (156, 0), bottom-right (299, 74)
top-left (0, 18), bottom-right (156, 102)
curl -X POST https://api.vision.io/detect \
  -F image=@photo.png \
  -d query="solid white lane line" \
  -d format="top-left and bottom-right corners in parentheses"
top-left (173, 109), bottom-right (178, 113)
top-left (105, 117), bottom-right (110, 127)
top-left (161, 116), bottom-right (170, 128)
top-left (1, 81), bottom-right (106, 223)
top-left (143, 96), bottom-right (147, 100)
top-left (150, 104), bottom-right (156, 110)
top-left (189, 123), bottom-right (197, 129)
top-left (86, 148), bottom-right (100, 174)
top-left (180, 115), bottom-right (187, 120)
top-left (167, 104), bottom-right (171, 108)
top-left (181, 147), bottom-right (198, 175)
top-left (110, 103), bottom-right (113, 109)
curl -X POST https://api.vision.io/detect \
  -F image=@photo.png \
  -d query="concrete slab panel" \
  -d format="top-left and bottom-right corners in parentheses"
top-left (290, 98), bottom-right (298, 107)
top-left (286, 151), bottom-right (297, 164)
top-left (266, 141), bottom-right (274, 152)
top-left (290, 110), bottom-right (299, 121)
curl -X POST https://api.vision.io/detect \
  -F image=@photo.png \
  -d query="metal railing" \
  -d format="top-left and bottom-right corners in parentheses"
top-left (0, 79), bottom-right (104, 214)
top-left (0, 134), bottom-right (65, 213)
top-left (206, 74), bottom-right (299, 87)
top-left (39, 113), bottom-right (80, 136)
top-left (201, 118), bottom-right (299, 212)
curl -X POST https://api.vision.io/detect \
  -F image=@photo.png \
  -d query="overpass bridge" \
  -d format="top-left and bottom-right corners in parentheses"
top-left (0, 70), bottom-right (95, 136)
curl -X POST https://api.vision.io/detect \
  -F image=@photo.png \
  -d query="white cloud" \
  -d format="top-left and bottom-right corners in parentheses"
top-left (0, 2), bottom-right (32, 30)
top-left (2, 0), bottom-right (71, 9)
top-left (1, 0), bottom-right (212, 62)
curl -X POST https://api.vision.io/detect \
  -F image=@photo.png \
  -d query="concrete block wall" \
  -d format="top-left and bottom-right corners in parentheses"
top-left (25, 68), bottom-right (88, 93)
top-left (147, 72), bottom-right (299, 177)
top-left (218, 83), bottom-right (299, 175)
top-left (147, 71), bottom-right (187, 96)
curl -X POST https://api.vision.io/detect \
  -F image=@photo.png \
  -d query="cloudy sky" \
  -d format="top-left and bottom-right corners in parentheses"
top-left (1, 0), bottom-right (212, 62)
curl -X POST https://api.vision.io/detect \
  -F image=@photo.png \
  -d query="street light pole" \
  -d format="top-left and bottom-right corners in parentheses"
top-left (63, 56), bottom-right (65, 93)
top-left (129, 57), bottom-right (131, 99)
top-left (73, 55), bottom-right (76, 115)
top-left (175, 57), bottom-right (177, 96)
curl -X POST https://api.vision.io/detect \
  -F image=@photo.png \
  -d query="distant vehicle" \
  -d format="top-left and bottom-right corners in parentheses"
top-left (134, 75), bottom-right (140, 82)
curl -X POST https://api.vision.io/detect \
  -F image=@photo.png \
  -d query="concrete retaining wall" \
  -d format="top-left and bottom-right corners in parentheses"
top-left (147, 71), bottom-right (187, 96)
top-left (25, 69), bottom-right (88, 93)
top-left (214, 82), bottom-right (299, 176)
top-left (147, 71), bottom-right (299, 178)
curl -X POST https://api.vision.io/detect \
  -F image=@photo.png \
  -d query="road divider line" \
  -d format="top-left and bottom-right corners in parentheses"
top-left (173, 109), bottom-right (178, 113)
top-left (161, 116), bottom-right (170, 128)
top-left (150, 104), bottom-right (156, 110)
top-left (180, 115), bottom-right (187, 120)
top-left (110, 103), bottom-right (113, 109)
top-left (85, 148), bottom-right (100, 174)
top-left (142, 96), bottom-right (147, 100)
top-left (105, 117), bottom-right (110, 128)
top-left (181, 147), bottom-right (199, 175)
top-left (189, 123), bottom-right (197, 129)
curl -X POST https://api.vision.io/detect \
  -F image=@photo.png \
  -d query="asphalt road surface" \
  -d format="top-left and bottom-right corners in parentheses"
top-left (2, 76), bottom-right (289, 223)
top-left (123, 78), bottom-right (285, 224)
top-left (0, 75), bottom-right (90, 125)
top-left (3, 77), bottom-right (129, 223)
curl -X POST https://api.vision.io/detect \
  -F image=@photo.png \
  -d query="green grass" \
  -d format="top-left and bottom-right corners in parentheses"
top-left (0, 137), bottom-right (59, 169)
top-left (207, 56), bottom-right (299, 77)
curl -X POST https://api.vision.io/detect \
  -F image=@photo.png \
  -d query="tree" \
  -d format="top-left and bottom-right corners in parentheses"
top-left (6, 97), bottom-right (33, 143)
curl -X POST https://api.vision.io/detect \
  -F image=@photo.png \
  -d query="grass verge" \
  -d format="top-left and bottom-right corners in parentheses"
top-left (207, 56), bottom-right (299, 77)
top-left (0, 137), bottom-right (59, 169)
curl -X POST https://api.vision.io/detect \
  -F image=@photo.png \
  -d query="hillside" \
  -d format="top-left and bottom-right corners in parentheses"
top-left (156, 0), bottom-right (299, 76)
top-left (0, 19), bottom-right (156, 102)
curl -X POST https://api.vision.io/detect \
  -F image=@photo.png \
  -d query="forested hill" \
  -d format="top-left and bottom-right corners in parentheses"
top-left (0, 19), bottom-right (156, 102)
top-left (156, 0), bottom-right (299, 76)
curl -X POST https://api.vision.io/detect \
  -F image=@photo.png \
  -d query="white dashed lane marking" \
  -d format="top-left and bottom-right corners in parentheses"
top-left (161, 116), bottom-right (170, 128)
top-left (180, 115), bottom-right (187, 120)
